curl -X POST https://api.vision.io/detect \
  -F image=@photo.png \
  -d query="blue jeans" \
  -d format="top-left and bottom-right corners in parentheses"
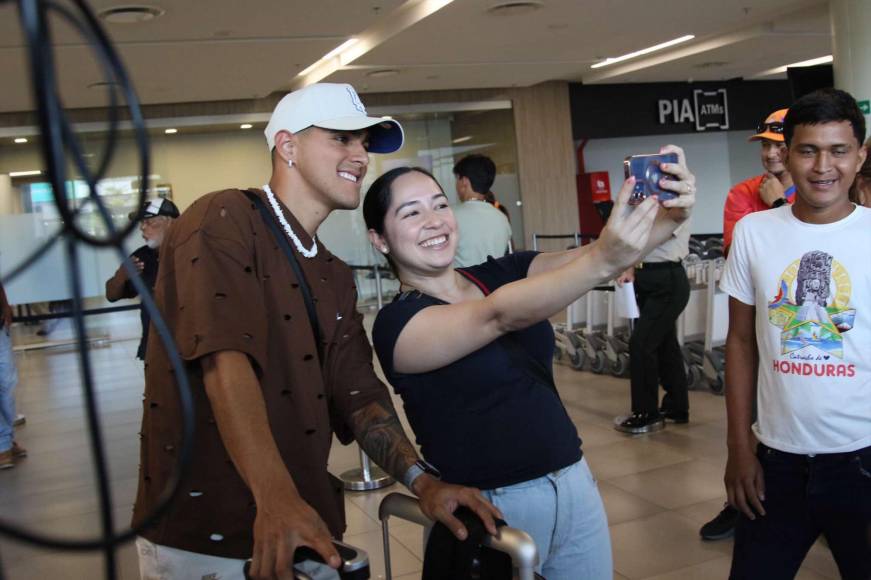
top-left (730, 443), bottom-right (871, 580)
top-left (481, 458), bottom-right (612, 580)
top-left (0, 328), bottom-right (18, 453)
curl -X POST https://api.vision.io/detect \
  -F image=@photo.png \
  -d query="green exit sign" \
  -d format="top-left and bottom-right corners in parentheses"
top-left (859, 100), bottom-right (871, 114)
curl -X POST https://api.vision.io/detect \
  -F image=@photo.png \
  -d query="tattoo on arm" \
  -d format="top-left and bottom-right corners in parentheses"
top-left (348, 399), bottom-right (419, 480)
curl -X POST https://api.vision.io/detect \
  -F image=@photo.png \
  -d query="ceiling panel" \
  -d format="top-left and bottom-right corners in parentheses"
top-left (0, 0), bottom-right (833, 114)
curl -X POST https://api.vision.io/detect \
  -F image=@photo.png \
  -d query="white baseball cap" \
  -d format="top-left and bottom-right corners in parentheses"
top-left (264, 83), bottom-right (404, 154)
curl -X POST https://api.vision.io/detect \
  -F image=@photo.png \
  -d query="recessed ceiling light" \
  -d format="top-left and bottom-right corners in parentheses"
top-left (591, 34), bottom-right (695, 69)
top-left (240, 124), bottom-right (253, 130)
top-left (164, 128), bottom-right (177, 134)
top-left (366, 69), bottom-right (400, 78)
top-left (487, 1), bottom-right (544, 16)
top-left (9, 170), bottom-right (42, 177)
top-left (98, 5), bottom-right (165, 24)
top-left (14, 138), bottom-right (28, 144)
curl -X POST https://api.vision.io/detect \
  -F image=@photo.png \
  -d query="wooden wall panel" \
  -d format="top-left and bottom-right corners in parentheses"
top-left (508, 82), bottom-right (578, 248)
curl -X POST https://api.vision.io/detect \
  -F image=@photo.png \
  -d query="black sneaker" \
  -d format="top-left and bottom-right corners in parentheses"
top-left (660, 408), bottom-right (689, 424)
top-left (700, 504), bottom-right (739, 541)
top-left (614, 412), bottom-right (665, 434)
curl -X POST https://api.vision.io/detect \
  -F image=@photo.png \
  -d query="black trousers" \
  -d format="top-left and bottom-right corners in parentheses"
top-left (628, 262), bottom-right (691, 415)
top-left (730, 444), bottom-right (871, 580)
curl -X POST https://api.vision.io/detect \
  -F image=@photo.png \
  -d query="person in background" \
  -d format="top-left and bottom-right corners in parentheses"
top-left (723, 108), bottom-right (796, 254)
top-left (848, 137), bottom-right (871, 207)
top-left (613, 220), bottom-right (691, 434)
top-left (452, 154), bottom-right (513, 267)
top-left (0, 280), bottom-right (25, 469)
top-left (105, 197), bottom-right (179, 360)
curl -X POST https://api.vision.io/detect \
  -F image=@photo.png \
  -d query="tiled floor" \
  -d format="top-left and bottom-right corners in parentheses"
top-left (0, 312), bottom-right (840, 579)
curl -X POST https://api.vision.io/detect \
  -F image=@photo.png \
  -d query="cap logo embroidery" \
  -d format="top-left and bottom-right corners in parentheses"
top-left (346, 86), bottom-right (366, 114)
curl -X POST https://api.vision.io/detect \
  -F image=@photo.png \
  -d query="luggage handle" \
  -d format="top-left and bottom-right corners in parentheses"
top-left (378, 492), bottom-right (539, 580)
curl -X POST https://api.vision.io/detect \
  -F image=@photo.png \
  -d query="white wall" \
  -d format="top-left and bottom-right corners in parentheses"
top-left (581, 130), bottom-right (765, 234)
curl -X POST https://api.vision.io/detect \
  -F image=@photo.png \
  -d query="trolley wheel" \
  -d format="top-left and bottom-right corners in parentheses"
top-left (686, 365), bottom-right (704, 391)
top-left (570, 348), bottom-right (586, 370)
top-left (553, 346), bottom-right (564, 363)
top-left (590, 351), bottom-right (607, 374)
top-left (610, 353), bottom-right (630, 377)
top-left (709, 373), bottom-right (725, 395)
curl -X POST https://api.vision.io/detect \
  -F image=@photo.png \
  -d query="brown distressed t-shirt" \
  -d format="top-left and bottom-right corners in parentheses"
top-left (131, 188), bottom-right (390, 558)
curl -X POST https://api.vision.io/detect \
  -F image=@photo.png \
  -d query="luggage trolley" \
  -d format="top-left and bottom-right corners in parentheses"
top-left (679, 251), bottom-right (728, 394)
top-left (532, 233), bottom-right (597, 372)
top-left (596, 284), bottom-right (632, 378)
top-left (378, 492), bottom-right (540, 580)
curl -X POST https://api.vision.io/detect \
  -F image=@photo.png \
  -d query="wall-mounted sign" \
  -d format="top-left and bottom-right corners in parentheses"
top-left (657, 88), bottom-right (729, 131)
top-left (859, 100), bottom-right (870, 115)
top-left (570, 80), bottom-right (790, 139)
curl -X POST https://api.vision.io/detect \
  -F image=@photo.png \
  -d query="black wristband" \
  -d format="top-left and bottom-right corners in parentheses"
top-left (772, 197), bottom-right (788, 208)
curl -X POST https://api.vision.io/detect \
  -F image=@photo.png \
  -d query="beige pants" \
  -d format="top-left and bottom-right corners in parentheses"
top-left (135, 537), bottom-right (340, 580)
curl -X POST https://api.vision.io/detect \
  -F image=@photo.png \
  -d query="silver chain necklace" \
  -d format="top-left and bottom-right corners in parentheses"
top-left (262, 184), bottom-right (317, 259)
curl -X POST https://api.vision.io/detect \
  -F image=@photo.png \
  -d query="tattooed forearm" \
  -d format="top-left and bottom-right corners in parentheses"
top-left (348, 399), bottom-right (419, 480)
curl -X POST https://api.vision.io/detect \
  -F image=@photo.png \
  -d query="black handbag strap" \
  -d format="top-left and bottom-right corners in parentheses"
top-left (456, 269), bottom-right (558, 395)
top-left (243, 189), bottom-right (323, 363)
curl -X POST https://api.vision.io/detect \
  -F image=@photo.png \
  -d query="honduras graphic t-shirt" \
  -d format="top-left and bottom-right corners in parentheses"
top-left (721, 204), bottom-right (871, 454)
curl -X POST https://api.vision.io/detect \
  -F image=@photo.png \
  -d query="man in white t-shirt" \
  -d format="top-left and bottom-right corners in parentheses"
top-left (720, 88), bottom-right (870, 579)
top-left (452, 154), bottom-right (513, 267)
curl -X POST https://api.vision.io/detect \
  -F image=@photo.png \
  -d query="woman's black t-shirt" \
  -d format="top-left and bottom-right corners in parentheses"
top-left (372, 251), bottom-right (582, 490)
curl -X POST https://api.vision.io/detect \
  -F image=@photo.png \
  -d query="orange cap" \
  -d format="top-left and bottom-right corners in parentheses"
top-left (749, 108), bottom-right (788, 142)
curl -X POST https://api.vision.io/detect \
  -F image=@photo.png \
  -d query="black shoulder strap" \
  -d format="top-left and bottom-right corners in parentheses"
top-left (242, 189), bottom-right (323, 363)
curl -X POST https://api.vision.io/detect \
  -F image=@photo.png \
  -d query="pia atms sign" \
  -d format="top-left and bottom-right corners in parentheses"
top-left (658, 89), bottom-right (729, 131)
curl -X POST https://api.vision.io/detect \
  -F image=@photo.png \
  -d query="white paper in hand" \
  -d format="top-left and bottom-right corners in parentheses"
top-left (615, 281), bottom-right (640, 319)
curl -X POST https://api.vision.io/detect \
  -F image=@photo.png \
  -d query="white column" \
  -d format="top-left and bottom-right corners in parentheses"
top-left (830, 0), bottom-right (871, 123)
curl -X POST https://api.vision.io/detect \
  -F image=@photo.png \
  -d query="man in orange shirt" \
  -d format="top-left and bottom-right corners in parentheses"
top-left (722, 108), bottom-right (796, 253)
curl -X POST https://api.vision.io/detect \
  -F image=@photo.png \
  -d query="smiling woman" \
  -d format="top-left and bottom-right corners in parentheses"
top-left (362, 154), bottom-right (696, 579)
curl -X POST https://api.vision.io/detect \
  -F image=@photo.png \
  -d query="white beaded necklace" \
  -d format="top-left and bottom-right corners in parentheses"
top-left (262, 184), bottom-right (317, 259)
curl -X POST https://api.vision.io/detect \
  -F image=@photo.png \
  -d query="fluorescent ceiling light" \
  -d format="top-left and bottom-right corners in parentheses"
top-left (591, 35), bottom-right (695, 69)
top-left (240, 123), bottom-right (253, 129)
top-left (9, 170), bottom-right (42, 177)
top-left (295, 0), bottom-right (457, 88)
top-left (452, 136), bottom-right (472, 144)
top-left (754, 55), bottom-right (833, 77)
top-left (164, 128), bottom-right (178, 134)
top-left (299, 38), bottom-right (359, 77)
top-left (14, 138), bottom-right (27, 144)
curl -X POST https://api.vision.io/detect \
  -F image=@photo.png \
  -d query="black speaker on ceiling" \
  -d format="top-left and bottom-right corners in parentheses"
top-left (788, 64), bottom-right (834, 99)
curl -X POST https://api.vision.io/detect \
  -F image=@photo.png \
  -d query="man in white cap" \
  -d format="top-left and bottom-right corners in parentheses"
top-left (106, 197), bottom-right (180, 360)
top-left (132, 83), bottom-right (501, 580)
